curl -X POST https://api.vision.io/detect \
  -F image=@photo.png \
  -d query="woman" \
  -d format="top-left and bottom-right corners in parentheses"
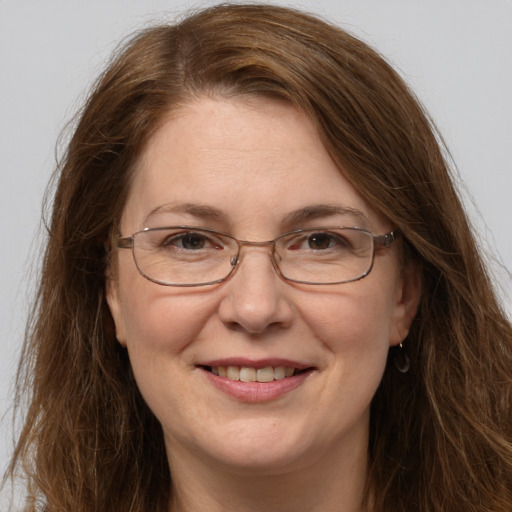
top-left (5, 3), bottom-right (512, 511)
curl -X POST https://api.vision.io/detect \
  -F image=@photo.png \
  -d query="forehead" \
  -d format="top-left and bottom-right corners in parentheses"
top-left (121, 95), bottom-right (386, 234)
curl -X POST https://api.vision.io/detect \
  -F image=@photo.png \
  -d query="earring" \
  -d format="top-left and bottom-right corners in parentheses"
top-left (394, 342), bottom-right (410, 373)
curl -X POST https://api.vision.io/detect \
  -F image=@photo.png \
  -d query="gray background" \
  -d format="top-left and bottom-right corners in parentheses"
top-left (1, 0), bottom-right (511, 493)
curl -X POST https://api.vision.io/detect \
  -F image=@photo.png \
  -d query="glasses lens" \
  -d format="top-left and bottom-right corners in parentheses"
top-left (132, 227), bottom-right (237, 286)
top-left (275, 228), bottom-right (373, 284)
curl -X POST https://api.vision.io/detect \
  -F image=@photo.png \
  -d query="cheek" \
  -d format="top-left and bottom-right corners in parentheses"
top-left (117, 277), bottom-right (218, 362)
top-left (117, 285), bottom-right (220, 418)
top-left (296, 279), bottom-right (397, 356)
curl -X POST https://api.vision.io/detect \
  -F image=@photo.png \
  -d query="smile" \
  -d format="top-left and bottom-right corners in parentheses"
top-left (208, 365), bottom-right (300, 382)
top-left (200, 363), bottom-right (314, 402)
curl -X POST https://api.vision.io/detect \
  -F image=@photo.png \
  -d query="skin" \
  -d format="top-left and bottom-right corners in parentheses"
top-left (107, 96), bottom-right (420, 512)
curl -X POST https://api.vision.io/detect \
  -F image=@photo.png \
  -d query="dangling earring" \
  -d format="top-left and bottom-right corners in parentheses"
top-left (394, 342), bottom-right (410, 373)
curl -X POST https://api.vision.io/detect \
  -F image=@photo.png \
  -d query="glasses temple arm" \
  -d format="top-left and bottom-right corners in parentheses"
top-left (374, 229), bottom-right (401, 248)
top-left (113, 234), bottom-right (133, 249)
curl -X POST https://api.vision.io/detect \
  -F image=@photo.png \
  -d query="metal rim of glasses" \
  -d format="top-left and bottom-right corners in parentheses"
top-left (114, 226), bottom-right (401, 287)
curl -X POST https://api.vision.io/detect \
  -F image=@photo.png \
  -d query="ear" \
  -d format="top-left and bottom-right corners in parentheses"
top-left (105, 274), bottom-right (127, 347)
top-left (388, 260), bottom-right (422, 346)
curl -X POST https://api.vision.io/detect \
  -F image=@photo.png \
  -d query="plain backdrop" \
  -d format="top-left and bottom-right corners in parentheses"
top-left (1, 0), bottom-right (511, 489)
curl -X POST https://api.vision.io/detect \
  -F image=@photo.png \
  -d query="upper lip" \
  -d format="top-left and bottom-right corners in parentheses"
top-left (197, 357), bottom-right (312, 370)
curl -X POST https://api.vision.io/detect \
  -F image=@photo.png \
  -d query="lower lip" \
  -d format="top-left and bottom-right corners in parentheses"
top-left (202, 369), bottom-right (312, 402)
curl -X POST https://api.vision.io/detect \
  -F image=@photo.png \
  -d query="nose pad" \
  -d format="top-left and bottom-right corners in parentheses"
top-left (218, 251), bottom-right (294, 334)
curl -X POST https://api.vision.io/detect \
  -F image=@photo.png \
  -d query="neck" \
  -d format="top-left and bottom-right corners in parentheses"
top-left (166, 435), bottom-right (369, 512)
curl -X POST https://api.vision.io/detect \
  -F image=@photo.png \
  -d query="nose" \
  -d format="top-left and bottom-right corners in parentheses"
top-left (217, 248), bottom-right (294, 334)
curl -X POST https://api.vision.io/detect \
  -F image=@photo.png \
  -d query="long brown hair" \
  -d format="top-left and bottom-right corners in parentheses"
top-left (5, 4), bottom-right (512, 511)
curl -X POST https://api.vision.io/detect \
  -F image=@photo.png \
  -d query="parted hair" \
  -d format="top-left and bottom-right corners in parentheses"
top-left (5, 4), bottom-right (512, 511)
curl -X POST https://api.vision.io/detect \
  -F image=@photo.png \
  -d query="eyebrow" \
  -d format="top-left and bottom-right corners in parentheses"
top-left (143, 202), bottom-right (226, 225)
top-left (143, 202), bottom-right (369, 228)
top-left (282, 204), bottom-right (369, 228)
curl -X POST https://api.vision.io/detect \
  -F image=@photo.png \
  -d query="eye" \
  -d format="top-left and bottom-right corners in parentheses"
top-left (306, 232), bottom-right (344, 250)
top-left (287, 231), bottom-right (351, 251)
top-left (162, 231), bottom-right (222, 251)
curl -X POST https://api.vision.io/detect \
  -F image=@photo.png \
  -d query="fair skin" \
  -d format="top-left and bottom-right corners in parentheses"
top-left (107, 96), bottom-right (420, 512)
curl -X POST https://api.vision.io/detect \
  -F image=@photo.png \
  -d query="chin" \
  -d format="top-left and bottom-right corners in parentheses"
top-left (183, 418), bottom-right (323, 475)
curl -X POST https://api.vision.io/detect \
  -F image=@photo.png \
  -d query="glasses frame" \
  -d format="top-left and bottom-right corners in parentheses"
top-left (114, 226), bottom-right (400, 287)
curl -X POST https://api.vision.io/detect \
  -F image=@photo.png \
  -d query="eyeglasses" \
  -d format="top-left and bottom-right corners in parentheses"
top-left (114, 226), bottom-right (400, 287)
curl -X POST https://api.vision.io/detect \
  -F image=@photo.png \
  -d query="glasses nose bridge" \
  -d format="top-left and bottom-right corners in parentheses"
top-left (231, 237), bottom-right (278, 267)
top-left (237, 238), bottom-right (275, 249)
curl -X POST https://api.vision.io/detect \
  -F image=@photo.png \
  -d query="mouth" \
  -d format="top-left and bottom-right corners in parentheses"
top-left (201, 365), bottom-right (311, 383)
top-left (198, 362), bottom-right (315, 402)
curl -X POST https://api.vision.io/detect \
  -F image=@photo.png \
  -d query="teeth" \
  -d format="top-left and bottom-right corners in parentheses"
top-left (240, 367), bottom-right (256, 382)
top-left (274, 366), bottom-right (286, 380)
top-left (226, 366), bottom-right (240, 381)
top-left (210, 365), bottom-right (299, 382)
top-left (256, 367), bottom-right (274, 383)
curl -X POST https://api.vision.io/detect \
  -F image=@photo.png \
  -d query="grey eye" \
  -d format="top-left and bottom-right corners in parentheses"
top-left (163, 232), bottom-right (212, 250)
top-left (179, 233), bottom-right (207, 250)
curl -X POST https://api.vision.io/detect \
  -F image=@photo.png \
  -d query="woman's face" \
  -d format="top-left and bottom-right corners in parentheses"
top-left (107, 96), bottom-right (419, 476)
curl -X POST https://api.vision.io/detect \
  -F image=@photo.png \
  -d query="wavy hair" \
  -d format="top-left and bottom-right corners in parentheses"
top-left (5, 4), bottom-right (512, 511)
